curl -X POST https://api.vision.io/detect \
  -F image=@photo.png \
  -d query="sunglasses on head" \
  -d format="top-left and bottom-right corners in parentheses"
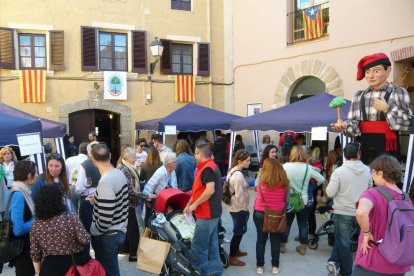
top-left (48, 153), bottom-right (62, 160)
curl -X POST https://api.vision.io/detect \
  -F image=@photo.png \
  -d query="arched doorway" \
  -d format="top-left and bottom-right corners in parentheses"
top-left (289, 76), bottom-right (326, 103)
top-left (69, 109), bottom-right (121, 166)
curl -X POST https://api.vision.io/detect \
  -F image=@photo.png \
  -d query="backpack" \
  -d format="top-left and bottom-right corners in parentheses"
top-left (222, 170), bottom-right (241, 205)
top-left (0, 191), bottom-right (24, 263)
top-left (375, 187), bottom-right (414, 266)
top-left (282, 132), bottom-right (294, 156)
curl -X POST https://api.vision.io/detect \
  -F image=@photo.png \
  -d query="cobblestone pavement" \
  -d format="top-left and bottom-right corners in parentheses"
top-left (2, 189), bottom-right (413, 275)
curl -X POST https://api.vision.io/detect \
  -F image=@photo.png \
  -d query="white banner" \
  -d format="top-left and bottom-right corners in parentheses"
top-left (17, 132), bottom-right (42, 156)
top-left (104, 71), bottom-right (127, 100)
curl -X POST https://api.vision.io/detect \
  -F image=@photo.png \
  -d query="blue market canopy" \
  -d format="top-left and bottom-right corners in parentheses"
top-left (0, 113), bottom-right (42, 146)
top-left (136, 103), bottom-right (242, 132)
top-left (0, 103), bottom-right (66, 138)
top-left (230, 92), bottom-right (351, 132)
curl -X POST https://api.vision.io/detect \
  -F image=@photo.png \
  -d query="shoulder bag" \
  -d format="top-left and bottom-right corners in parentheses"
top-left (288, 164), bottom-right (308, 213)
top-left (0, 191), bottom-right (24, 263)
top-left (259, 185), bottom-right (287, 233)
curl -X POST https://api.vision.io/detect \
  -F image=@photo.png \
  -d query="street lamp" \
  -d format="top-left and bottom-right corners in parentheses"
top-left (148, 37), bottom-right (164, 80)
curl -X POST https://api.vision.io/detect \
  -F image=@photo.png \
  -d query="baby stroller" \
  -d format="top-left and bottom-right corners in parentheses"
top-left (148, 188), bottom-right (229, 276)
top-left (308, 205), bottom-right (335, 250)
top-left (308, 205), bottom-right (358, 252)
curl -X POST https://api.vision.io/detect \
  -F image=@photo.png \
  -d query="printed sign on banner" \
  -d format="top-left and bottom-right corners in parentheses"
top-left (17, 132), bottom-right (42, 156)
top-left (311, 126), bottom-right (327, 141)
top-left (104, 71), bottom-right (127, 100)
top-left (164, 125), bottom-right (177, 135)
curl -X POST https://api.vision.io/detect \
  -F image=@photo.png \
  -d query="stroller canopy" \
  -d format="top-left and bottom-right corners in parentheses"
top-left (155, 188), bottom-right (191, 213)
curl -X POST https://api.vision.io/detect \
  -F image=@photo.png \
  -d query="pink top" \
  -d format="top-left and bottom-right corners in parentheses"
top-left (354, 186), bottom-right (410, 274)
top-left (254, 182), bottom-right (286, 211)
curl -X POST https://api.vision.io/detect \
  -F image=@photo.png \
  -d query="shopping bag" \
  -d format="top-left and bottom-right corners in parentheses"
top-left (137, 236), bottom-right (171, 274)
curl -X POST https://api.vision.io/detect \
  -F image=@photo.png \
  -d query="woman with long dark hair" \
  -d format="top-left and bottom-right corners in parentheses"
top-left (255, 144), bottom-right (278, 186)
top-left (139, 146), bottom-right (162, 227)
top-left (31, 153), bottom-right (73, 211)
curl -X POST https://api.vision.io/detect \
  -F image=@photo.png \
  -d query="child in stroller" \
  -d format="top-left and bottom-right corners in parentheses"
top-left (147, 188), bottom-right (229, 276)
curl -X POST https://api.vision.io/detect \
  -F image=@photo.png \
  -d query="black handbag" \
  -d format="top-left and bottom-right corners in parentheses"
top-left (0, 191), bottom-right (24, 263)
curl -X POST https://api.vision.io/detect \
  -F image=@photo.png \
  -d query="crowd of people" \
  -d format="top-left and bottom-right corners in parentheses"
top-left (0, 52), bottom-right (414, 276)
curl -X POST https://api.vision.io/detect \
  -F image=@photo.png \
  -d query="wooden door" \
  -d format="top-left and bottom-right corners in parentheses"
top-left (69, 110), bottom-right (95, 147)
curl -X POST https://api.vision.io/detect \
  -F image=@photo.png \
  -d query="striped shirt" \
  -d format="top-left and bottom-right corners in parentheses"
top-left (344, 83), bottom-right (412, 136)
top-left (90, 168), bottom-right (129, 236)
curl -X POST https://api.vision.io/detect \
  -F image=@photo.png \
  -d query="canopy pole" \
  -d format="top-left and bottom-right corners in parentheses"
top-left (229, 131), bottom-right (236, 168)
top-left (253, 131), bottom-right (260, 161)
top-left (55, 137), bottom-right (66, 160)
top-left (31, 152), bottom-right (45, 175)
top-left (403, 133), bottom-right (414, 193)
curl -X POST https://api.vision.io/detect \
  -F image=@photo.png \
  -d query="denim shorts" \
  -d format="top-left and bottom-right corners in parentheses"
top-left (230, 210), bottom-right (250, 235)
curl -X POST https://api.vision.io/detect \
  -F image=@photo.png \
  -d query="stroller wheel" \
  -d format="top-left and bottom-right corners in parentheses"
top-left (308, 238), bottom-right (318, 250)
top-left (220, 249), bottom-right (229, 268)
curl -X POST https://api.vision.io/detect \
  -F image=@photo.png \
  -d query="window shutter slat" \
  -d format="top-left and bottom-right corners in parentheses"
top-left (49, 30), bottom-right (64, 71)
top-left (81, 26), bottom-right (97, 71)
top-left (0, 27), bottom-right (15, 69)
top-left (160, 39), bottom-right (171, 75)
top-left (132, 31), bottom-right (147, 73)
top-left (198, 43), bottom-right (210, 76)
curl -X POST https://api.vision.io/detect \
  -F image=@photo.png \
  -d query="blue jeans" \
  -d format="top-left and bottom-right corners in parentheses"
top-left (281, 205), bottom-right (311, 244)
top-left (253, 211), bottom-right (283, 267)
top-left (329, 213), bottom-right (359, 276)
top-left (191, 217), bottom-right (223, 276)
top-left (91, 231), bottom-right (126, 276)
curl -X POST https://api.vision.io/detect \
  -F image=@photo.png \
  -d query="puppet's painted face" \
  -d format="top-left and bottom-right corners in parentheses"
top-left (364, 65), bottom-right (391, 90)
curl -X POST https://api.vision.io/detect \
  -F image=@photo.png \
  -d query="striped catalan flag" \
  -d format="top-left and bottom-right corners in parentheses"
top-left (19, 70), bottom-right (46, 103)
top-left (303, 5), bottom-right (324, 40)
top-left (175, 75), bottom-right (195, 103)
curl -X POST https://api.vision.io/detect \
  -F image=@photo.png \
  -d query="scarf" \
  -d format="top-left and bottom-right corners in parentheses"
top-left (121, 159), bottom-right (140, 191)
top-left (11, 181), bottom-right (35, 215)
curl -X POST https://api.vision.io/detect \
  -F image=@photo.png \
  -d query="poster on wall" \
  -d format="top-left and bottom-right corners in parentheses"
top-left (247, 103), bottom-right (262, 116)
top-left (104, 71), bottom-right (127, 100)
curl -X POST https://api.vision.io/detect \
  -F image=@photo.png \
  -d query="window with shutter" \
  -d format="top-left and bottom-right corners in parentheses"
top-left (0, 27), bottom-right (15, 69)
top-left (49, 31), bottom-right (64, 71)
top-left (18, 33), bottom-right (47, 70)
top-left (132, 31), bottom-right (147, 73)
top-left (81, 26), bottom-right (98, 71)
top-left (160, 39), bottom-right (172, 75)
top-left (198, 43), bottom-right (210, 76)
top-left (171, 43), bottom-right (193, 75)
top-left (99, 32), bottom-right (127, 71)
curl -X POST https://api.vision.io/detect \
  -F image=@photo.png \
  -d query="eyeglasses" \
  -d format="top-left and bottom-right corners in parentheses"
top-left (139, 144), bottom-right (146, 148)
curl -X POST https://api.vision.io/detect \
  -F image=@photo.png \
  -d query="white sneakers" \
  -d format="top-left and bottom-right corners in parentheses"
top-left (327, 261), bottom-right (340, 276)
top-left (256, 266), bottom-right (279, 275)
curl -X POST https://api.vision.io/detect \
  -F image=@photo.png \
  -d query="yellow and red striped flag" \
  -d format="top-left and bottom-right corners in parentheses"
top-left (303, 5), bottom-right (324, 40)
top-left (19, 70), bottom-right (46, 103)
top-left (175, 75), bottom-right (195, 103)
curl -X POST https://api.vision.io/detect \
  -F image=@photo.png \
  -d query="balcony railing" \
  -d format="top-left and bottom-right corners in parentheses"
top-left (287, 2), bottom-right (329, 45)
